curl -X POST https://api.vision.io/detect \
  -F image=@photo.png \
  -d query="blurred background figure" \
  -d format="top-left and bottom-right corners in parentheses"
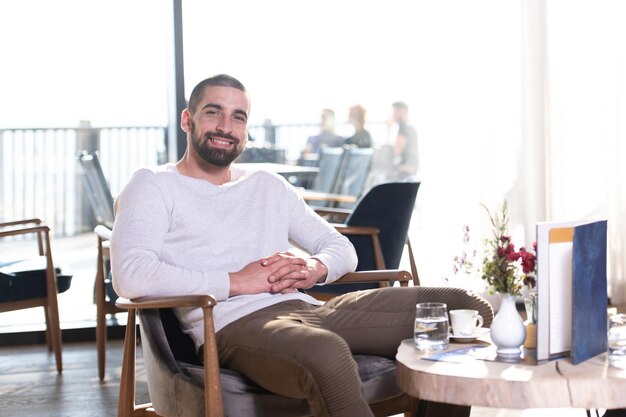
top-left (344, 104), bottom-right (372, 148)
top-left (365, 101), bottom-right (419, 188)
top-left (388, 101), bottom-right (418, 180)
top-left (301, 108), bottom-right (345, 161)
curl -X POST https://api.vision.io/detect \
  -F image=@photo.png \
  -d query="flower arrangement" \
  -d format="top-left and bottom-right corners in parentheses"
top-left (480, 200), bottom-right (536, 297)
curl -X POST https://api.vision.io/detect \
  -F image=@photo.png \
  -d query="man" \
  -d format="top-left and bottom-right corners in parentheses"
top-left (344, 104), bottom-right (373, 149)
top-left (389, 101), bottom-right (419, 180)
top-left (111, 74), bottom-right (489, 417)
top-left (302, 108), bottom-right (345, 156)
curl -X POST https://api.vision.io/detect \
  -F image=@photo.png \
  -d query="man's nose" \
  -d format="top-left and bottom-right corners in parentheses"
top-left (216, 116), bottom-right (232, 133)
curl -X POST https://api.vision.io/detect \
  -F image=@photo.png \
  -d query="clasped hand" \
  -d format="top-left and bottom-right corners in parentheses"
top-left (229, 252), bottom-right (327, 296)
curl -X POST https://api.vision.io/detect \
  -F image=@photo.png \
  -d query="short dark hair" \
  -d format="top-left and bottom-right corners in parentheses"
top-left (188, 74), bottom-right (246, 112)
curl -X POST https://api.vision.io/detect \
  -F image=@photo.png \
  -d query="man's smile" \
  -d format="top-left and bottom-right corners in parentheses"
top-left (204, 132), bottom-right (239, 149)
top-left (209, 136), bottom-right (235, 148)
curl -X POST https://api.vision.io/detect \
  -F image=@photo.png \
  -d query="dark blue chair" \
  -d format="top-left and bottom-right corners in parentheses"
top-left (307, 145), bottom-right (374, 209)
top-left (332, 146), bottom-right (374, 208)
top-left (308, 181), bottom-right (421, 299)
top-left (311, 146), bottom-right (346, 194)
top-left (0, 218), bottom-right (72, 373)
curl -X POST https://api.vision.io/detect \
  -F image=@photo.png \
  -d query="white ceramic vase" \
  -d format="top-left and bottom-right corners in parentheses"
top-left (490, 293), bottom-right (526, 357)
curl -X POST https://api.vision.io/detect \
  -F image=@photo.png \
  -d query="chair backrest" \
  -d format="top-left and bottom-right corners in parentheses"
top-left (312, 146), bottom-right (345, 193)
top-left (332, 146), bottom-right (373, 204)
top-left (76, 151), bottom-right (115, 229)
top-left (346, 181), bottom-right (420, 271)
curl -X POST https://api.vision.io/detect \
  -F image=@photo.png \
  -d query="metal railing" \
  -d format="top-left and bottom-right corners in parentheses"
top-left (0, 124), bottom-right (167, 236)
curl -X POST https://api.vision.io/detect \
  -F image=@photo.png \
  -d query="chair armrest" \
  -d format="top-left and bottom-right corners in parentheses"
top-left (333, 225), bottom-right (385, 269)
top-left (0, 218), bottom-right (42, 228)
top-left (115, 294), bottom-right (217, 310)
top-left (0, 224), bottom-right (50, 238)
top-left (301, 190), bottom-right (357, 205)
top-left (333, 224), bottom-right (380, 236)
top-left (313, 207), bottom-right (352, 220)
top-left (333, 270), bottom-right (413, 285)
top-left (94, 225), bottom-right (112, 241)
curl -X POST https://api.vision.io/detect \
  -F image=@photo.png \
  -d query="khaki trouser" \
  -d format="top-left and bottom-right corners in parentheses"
top-left (215, 286), bottom-right (492, 417)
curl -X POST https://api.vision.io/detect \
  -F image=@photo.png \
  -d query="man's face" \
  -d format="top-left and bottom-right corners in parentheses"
top-left (184, 86), bottom-right (250, 167)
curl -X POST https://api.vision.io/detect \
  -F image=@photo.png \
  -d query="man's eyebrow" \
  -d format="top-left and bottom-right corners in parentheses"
top-left (200, 103), bottom-right (247, 119)
top-left (200, 102), bottom-right (222, 111)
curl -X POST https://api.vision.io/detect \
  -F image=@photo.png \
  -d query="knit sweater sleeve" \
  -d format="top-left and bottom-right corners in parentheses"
top-left (282, 181), bottom-right (358, 284)
top-left (110, 169), bottom-right (230, 301)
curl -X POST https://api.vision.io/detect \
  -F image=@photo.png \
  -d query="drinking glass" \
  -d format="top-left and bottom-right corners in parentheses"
top-left (414, 302), bottom-right (449, 351)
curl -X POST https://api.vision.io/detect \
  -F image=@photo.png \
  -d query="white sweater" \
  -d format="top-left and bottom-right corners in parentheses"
top-left (111, 163), bottom-right (357, 349)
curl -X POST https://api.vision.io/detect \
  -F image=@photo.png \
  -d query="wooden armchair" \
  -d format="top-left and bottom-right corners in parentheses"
top-left (0, 218), bottom-right (71, 373)
top-left (115, 270), bottom-right (423, 417)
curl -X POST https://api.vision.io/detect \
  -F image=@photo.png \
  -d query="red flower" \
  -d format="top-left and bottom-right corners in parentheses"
top-left (518, 246), bottom-right (537, 274)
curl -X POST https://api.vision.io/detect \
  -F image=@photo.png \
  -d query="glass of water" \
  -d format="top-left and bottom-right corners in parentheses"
top-left (609, 313), bottom-right (626, 369)
top-left (414, 302), bottom-right (449, 351)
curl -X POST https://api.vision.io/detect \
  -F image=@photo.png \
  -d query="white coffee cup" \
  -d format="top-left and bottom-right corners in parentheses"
top-left (450, 309), bottom-right (484, 337)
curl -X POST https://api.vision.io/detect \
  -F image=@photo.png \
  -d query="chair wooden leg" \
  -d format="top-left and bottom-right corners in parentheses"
top-left (44, 269), bottom-right (63, 373)
top-left (46, 301), bottom-right (63, 373)
top-left (407, 237), bottom-right (420, 286)
top-left (43, 231), bottom-right (63, 373)
top-left (118, 309), bottom-right (137, 417)
top-left (43, 305), bottom-right (52, 352)
top-left (96, 267), bottom-right (107, 379)
top-left (96, 301), bottom-right (106, 380)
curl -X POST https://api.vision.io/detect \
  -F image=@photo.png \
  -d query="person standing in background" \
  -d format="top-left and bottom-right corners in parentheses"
top-left (388, 101), bottom-right (418, 179)
top-left (343, 104), bottom-right (372, 148)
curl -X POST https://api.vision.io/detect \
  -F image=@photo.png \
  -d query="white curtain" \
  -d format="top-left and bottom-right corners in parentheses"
top-left (543, 0), bottom-right (626, 303)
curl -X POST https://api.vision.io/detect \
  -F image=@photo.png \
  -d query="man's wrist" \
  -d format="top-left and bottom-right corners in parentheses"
top-left (309, 257), bottom-right (328, 283)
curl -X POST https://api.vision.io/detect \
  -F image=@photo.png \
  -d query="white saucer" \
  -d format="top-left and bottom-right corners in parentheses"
top-left (450, 327), bottom-right (489, 342)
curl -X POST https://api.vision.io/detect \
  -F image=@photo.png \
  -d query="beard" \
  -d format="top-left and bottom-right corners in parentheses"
top-left (190, 123), bottom-right (244, 167)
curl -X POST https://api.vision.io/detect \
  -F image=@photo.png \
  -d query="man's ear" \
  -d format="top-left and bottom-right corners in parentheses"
top-left (180, 108), bottom-right (192, 133)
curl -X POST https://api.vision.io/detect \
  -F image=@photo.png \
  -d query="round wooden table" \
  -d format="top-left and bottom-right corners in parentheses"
top-left (396, 338), bottom-right (626, 410)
